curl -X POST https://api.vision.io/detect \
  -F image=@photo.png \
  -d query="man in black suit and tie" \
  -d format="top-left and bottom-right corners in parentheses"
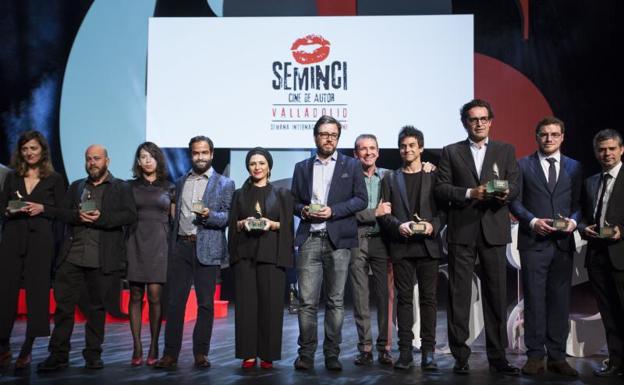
top-left (578, 129), bottom-right (624, 377)
top-left (380, 126), bottom-right (444, 370)
top-left (510, 117), bottom-right (582, 376)
top-left (435, 99), bottom-right (520, 375)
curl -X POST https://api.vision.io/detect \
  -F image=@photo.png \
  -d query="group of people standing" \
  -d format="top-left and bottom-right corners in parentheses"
top-left (0, 98), bottom-right (622, 378)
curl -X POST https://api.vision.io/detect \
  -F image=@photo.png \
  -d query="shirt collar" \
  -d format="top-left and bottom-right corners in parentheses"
top-left (468, 137), bottom-right (489, 148)
top-left (315, 151), bottom-right (337, 164)
top-left (605, 161), bottom-right (622, 179)
top-left (87, 172), bottom-right (112, 186)
top-left (187, 166), bottom-right (213, 179)
top-left (538, 151), bottom-right (561, 163)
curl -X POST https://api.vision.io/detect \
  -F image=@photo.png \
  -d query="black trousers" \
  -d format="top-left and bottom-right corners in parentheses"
top-left (48, 261), bottom-right (108, 361)
top-left (163, 239), bottom-right (218, 358)
top-left (587, 246), bottom-right (624, 367)
top-left (447, 230), bottom-right (508, 363)
top-left (393, 256), bottom-right (438, 353)
top-left (233, 259), bottom-right (285, 361)
top-left (520, 244), bottom-right (572, 361)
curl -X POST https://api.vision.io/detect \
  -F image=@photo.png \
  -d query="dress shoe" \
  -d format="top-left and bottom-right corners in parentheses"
top-left (354, 352), bottom-right (373, 366)
top-left (146, 357), bottom-right (158, 366)
top-left (241, 358), bottom-right (256, 369)
top-left (420, 351), bottom-right (438, 371)
top-left (489, 361), bottom-right (520, 376)
top-left (131, 356), bottom-right (143, 366)
top-left (194, 354), bottom-right (211, 369)
top-left (37, 355), bottom-right (69, 372)
top-left (293, 355), bottom-right (313, 370)
top-left (325, 357), bottom-right (342, 371)
top-left (378, 350), bottom-right (393, 366)
top-left (15, 354), bottom-right (32, 369)
top-left (260, 360), bottom-right (273, 369)
top-left (593, 364), bottom-right (624, 377)
top-left (453, 361), bottom-right (470, 374)
top-left (154, 355), bottom-right (177, 369)
top-left (394, 352), bottom-right (414, 370)
top-left (522, 357), bottom-right (545, 375)
top-left (547, 360), bottom-right (578, 377)
top-left (85, 358), bottom-right (104, 369)
top-left (0, 351), bottom-right (11, 367)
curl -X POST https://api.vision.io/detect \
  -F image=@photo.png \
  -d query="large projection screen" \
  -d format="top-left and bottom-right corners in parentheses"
top-left (146, 16), bottom-right (473, 149)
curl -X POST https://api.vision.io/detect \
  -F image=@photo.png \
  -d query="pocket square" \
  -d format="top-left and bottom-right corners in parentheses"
top-left (341, 173), bottom-right (349, 178)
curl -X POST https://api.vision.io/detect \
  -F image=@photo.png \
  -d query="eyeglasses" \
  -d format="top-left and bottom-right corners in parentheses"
top-left (317, 132), bottom-right (339, 140)
top-left (537, 132), bottom-right (562, 139)
top-left (467, 116), bottom-right (491, 124)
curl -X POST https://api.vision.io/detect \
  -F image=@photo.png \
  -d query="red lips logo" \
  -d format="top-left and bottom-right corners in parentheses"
top-left (291, 35), bottom-right (331, 65)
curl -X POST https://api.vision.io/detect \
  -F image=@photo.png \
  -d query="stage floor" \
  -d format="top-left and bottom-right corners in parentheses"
top-left (0, 306), bottom-right (618, 385)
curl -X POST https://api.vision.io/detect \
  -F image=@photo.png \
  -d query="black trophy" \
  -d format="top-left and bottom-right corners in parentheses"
top-left (410, 212), bottom-right (427, 234)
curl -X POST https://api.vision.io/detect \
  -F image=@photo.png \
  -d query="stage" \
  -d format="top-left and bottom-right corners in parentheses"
top-left (0, 306), bottom-right (617, 385)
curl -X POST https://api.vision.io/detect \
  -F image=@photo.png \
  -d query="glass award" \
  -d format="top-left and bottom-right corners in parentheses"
top-left (308, 191), bottom-right (325, 213)
top-left (410, 212), bottom-right (427, 234)
top-left (486, 162), bottom-right (509, 195)
top-left (552, 214), bottom-right (569, 231)
top-left (599, 221), bottom-right (616, 238)
top-left (80, 191), bottom-right (97, 212)
top-left (8, 190), bottom-right (27, 213)
top-left (191, 200), bottom-right (205, 214)
top-left (247, 201), bottom-right (267, 231)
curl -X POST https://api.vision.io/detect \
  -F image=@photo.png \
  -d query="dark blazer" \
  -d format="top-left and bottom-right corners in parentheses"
top-left (379, 169), bottom-right (444, 261)
top-left (228, 182), bottom-right (294, 268)
top-left (510, 152), bottom-right (583, 251)
top-left (171, 169), bottom-right (234, 266)
top-left (435, 139), bottom-right (520, 246)
top-left (56, 175), bottom-right (137, 274)
top-left (578, 166), bottom-right (624, 270)
top-left (0, 171), bottom-right (66, 256)
top-left (291, 152), bottom-right (367, 249)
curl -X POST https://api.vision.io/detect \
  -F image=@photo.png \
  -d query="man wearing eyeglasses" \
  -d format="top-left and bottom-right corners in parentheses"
top-left (510, 117), bottom-right (582, 376)
top-left (435, 99), bottom-right (520, 375)
top-left (291, 115), bottom-right (367, 371)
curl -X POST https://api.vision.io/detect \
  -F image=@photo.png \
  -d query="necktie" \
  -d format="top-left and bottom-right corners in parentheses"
top-left (594, 173), bottom-right (612, 226)
top-left (546, 158), bottom-right (557, 192)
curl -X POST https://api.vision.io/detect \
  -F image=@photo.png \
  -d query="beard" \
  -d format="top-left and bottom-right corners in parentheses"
top-left (192, 159), bottom-right (211, 174)
top-left (86, 165), bottom-right (108, 181)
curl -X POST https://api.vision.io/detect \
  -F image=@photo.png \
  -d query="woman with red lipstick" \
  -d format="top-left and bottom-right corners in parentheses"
top-left (126, 142), bottom-right (175, 366)
top-left (228, 147), bottom-right (293, 369)
top-left (0, 130), bottom-right (65, 369)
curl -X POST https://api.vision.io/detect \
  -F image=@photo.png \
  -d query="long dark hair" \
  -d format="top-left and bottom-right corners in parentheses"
top-left (132, 141), bottom-right (168, 181)
top-left (10, 130), bottom-right (54, 177)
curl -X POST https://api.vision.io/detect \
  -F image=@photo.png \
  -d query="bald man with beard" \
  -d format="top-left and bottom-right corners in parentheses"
top-left (38, 145), bottom-right (137, 372)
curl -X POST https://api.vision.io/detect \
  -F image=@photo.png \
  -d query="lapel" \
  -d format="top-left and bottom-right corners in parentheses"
top-left (480, 141), bottom-right (497, 184)
top-left (327, 152), bottom-right (346, 204)
top-left (395, 170), bottom-right (411, 215)
top-left (606, 166), bottom-right (624, 216)
top-left (305, 156), bottom-right (315, 200)
top-left (553, 155), bottom-right (572, 195)
top-left (202, 170), bottom-right (219, 203)
top-left (528, 152), bottom-right (549, 193)
top-left (265, 183), bottom-right (278, 217)
top-left (458, 140), bottom-right (479, 183)
top-left (589, 173), bottom-right (601, 214)
top-left (419, 171), bottom-right (431, 218)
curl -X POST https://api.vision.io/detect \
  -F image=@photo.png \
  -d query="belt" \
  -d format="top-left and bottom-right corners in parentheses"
top-left (310, 230), bottom-right (329, 238)
top-left (178, 234), bottom-right (197, 242)
top-left (361, 233), bottom-right (381, 238)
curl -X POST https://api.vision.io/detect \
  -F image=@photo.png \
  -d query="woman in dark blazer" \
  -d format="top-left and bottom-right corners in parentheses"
top-left (228, 147), bottom-right (293, 369)
top-left (0, 131), bottom-right (65, 369)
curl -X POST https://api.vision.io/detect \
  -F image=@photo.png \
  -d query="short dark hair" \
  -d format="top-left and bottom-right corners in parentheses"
top-left (188, 135), bottom-right (214, 152)
top-left (313, 115), bottom-right (342, 137)
top-left (132, 141), bottom-right (168, 181)
top-left (460, 99), bottom-right (494, 125)
top-left (593, 129), bottom-right (623, 151)
top-left (535, 116), bottom-right (565, 135)
top-left (10, 130), bottom-right (54, 178)
top-left (398, 126), bottom-right (424, 148)
top-left (354, 134), bottom-right (378, 151)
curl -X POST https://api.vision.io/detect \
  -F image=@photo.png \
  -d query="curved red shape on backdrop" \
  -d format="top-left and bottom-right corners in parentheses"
top-left (475, 53), bottom-right (553, 158)
top-left (291, 35), bottom-right (331, 65)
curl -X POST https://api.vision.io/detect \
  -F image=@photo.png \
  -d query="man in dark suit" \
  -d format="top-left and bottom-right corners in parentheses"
top-left (37, 145), bottom-right (137, 371)
top-left (435, 99), bottom-right (520, 375)
top-left (380, 126), bottom-right (444, 370)
top-left (578, 129), bottom-right (624, 377)
top-left (291, 115), bottom-right (367, 371)
top-left (510, 117), bottom-right (582, 376)
top-left (155, 136), bottom-right (234, 369)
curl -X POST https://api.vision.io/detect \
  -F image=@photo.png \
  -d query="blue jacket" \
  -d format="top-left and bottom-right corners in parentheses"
top-left (510, 152), bottom-right (582, 251)
top-left (172, 169), bottom-right (235, 265)
top-left (291, 152), bottom-right (367, 249)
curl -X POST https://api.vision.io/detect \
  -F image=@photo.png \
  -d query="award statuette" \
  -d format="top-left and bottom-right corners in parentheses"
top-left (552, 214), bottom-right (569, 231)
top-left (486, 162), bottom-right (509, 195)
top-left (247, 201), bottom-right (267, 231)
top-left (410, 212), bottom-right (427, 234)
top-left (191, 200), bottom-right (205, 214)
top-left (599, 221), bottom-right (616, 238)
top-left (308, 192), bottom-right (325, 214)
top-left (8, 190), bottom-right (28, 213)
top-left (80, 191), bottom-right (97, 212)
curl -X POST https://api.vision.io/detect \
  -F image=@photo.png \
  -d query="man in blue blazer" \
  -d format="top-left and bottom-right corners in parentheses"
top-left (510, 117), bottom-right (582, 376)
top-left (291, 115), bottom-right (367, 371)
top-left (155, 136), bottom-right (234, 369)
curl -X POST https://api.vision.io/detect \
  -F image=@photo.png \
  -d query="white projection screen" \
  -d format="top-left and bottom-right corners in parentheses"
top-left (146, 15), bottom-right (473, 149)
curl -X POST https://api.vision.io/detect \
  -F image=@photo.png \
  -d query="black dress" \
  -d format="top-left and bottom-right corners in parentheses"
top-left (228, 182), bottom-right (294, 361)
top-left (0, 171), bottom-right (65, 341)
top-left (126, 178), bottom-right (175, 283)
